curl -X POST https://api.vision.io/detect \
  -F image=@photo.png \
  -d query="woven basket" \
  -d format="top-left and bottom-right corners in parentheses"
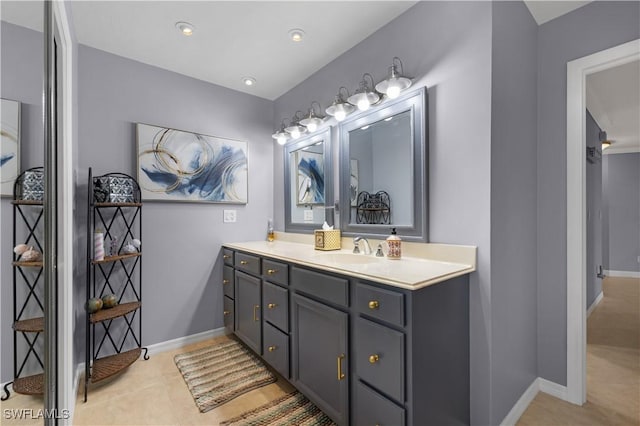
top-left (314, 229), bottom-right (341, 251)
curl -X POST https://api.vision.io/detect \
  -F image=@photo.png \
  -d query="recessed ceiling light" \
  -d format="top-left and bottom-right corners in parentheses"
top-left (176, 21), bottom-right (195, 36)
top-left (288, 28), bottom-right (305, 42)
top-left (242, 77), bottom-right (256, 86)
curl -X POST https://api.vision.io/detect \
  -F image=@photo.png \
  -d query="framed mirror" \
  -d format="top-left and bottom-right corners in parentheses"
top-left (339, 87), bottom-right (427, 241)
top-left (284, 128), bottom-right (333, 233)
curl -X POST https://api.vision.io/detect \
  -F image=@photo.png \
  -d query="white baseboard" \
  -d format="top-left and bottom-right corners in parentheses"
top-left (604, 269), bottom-right (640, 279)
top-left (500, 377), bottom-right (569, 425)
top-left (144, 327), bottom-right (227, 357)
top-left (587, 291), bottom-right (604, 317)
top-left (500, 378), bottom-right (539, 426)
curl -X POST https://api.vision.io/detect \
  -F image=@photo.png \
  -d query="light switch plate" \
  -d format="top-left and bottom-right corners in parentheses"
top-left (303, 209), bottom-right (314, 221)
top-left (223, 210), bottom-right (237, 223)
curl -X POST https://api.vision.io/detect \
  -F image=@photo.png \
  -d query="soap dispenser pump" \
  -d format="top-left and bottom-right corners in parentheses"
top-left (386, 228), bottom-right (402, 259)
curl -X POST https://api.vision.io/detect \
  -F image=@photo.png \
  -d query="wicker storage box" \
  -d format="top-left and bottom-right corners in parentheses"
top-left (94, 176), bottom-right (135, 203)
top-left (314, 229), bottom-right (341, 251)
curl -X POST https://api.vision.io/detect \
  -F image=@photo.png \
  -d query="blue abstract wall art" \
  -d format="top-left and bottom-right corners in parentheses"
top-left (1, 99), bottom-right (20, 197)
top-left (296, 150), bottom-right (324, 205)
top-left (136, 123), bottom-right (248, 203)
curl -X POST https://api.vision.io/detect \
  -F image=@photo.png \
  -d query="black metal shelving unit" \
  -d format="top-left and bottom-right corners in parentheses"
top-left (84, 168), bottom-right (148, 402)
top-left (2, 167), bottom-right (46, 401)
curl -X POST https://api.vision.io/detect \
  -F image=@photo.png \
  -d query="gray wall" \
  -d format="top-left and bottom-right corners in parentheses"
top-left (603, 153), bottom-right (640, 272)
top-left (0, 21), bottom-right (44, 383)
top-left (76, 46), bottom-right (274, 358)
top-left (490, 1), bottom-right (539, 422)
top-left (586, 110), bottom-right (603, 307)
top-left (536, 0), bottom-right (640, 385)
top-left (273, 2), bottom-right (494, 423)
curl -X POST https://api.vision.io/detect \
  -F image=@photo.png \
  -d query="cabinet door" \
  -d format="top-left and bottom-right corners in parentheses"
top-left (292, 293), bottom-right (348, 425)
top-left (234, 271), bottom-right (261, 354)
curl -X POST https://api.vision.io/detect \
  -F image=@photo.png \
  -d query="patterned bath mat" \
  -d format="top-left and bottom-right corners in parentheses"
top-left (220, 391), bottom-right (336, 425)
top-left (174, 339), bottom-right (277, 413)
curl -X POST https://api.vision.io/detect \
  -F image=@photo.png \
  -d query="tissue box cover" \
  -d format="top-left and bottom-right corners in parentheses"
top-left (94, 176), bottom-right (135, 203)
top-left (314, 229), bottom-right (341, 251)
top-left (18, 169), bottom-right (44, 201)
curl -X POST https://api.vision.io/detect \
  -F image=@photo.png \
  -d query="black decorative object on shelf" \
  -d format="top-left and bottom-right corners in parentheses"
top-left (84, 168), bottom-right (148, 402)
top-left (3, 167), bottom-right (46, 401)
top-left (356, 190), bottom-right (391, 224)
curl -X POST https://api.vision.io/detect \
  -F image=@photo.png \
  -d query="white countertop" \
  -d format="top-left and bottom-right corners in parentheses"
top-left (223, 237), bottom-right (476, 290)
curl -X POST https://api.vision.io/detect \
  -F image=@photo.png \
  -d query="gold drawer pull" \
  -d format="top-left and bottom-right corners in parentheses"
top-left (223, 310), bottom-right (230, 316)
top-left (266, 269), bottom-right (277, 275)
top-left (368, 300), bottom-right (380, 310)
top-left (369, 354), bottom-right (380, 364)
top-left (337, 354), bottom-right (346, 380)
top-left (253, 305), bottom-right (260, 321)
top-left (223, 254), bottom-right (231, 260)
top-left (223, 279), bottom-right (230, 284)
top-left (240, 260), bottom-right (249, 265)
top-left (267, 303), bottom-right (277, 309)
top-left (268, 345), bottom-right (277, 352)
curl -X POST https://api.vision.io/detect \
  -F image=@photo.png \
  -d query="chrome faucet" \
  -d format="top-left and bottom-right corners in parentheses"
top-left (353, 236), bottom-right (373, 255)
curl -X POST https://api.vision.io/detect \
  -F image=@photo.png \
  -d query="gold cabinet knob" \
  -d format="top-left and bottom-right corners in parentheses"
top-left (266, 269), bottom-right (277, 275)
top-left (223, 254), bottom-right (231, 260)
top-left (368, 300), bottom-right (380, 310)
top-left (223, 310), bottom-right (230, 316)
top-left (240, 260), bottom-right (249, 265)
top-left (369, 354), bottom-right (380, 364)
top-left (267, 303), bottom-right (277, 309)
top-left (268, 345), bottom-right (277, 352)
top-left (223, 279), bottom-right (230, 285)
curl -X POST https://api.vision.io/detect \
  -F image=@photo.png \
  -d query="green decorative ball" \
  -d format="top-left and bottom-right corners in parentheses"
top-left (86, 297), bottom-right (103, 314)
top-left (102, 294), bottom-right (118, 309)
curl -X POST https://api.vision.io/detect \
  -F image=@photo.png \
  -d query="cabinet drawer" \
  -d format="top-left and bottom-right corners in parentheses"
top-left (356, 282), bottom-right (404, 327)
top-left (223, 295), bottom-right (234, 331)
top-left (292, 266), bottom-right (348, 307)
top-left (235, 252), bottom-right (260, 276)
top-left (263, 322), bottom-right (289, 378)
top-left (222, 248), bottom-right (234, 266)
top-left (263, 281), bottom-right (289, 332)
top-left (354, 381), bottom-right (405, 426)
top-left (355, 317), bottom-right (405, 403)
top-left (223, 265), bottom-right (234, 298)
top-left (262, 259), bottom-right (289, 286)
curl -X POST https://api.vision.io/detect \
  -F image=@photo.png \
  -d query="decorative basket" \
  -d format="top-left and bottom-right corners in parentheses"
top-left (314, 229), bottom-right (341, 251)
top-left (15, 168), bottom-right (44, 201)
top-left (94, 175), bottom-right (136, 203)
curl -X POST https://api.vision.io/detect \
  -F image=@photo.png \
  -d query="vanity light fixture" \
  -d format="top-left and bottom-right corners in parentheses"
top-left (325, 87), bottom-right (355, 122)
top-left (175, 21), bottom-right (195, 36)
top-left (272, 119), bottom-right (290, 145)
top-left (599, 130), bottom-right (612, 150)
top-left (348, 73), bottom-right (380, 111)
top-left (375, 57), bottom-right (412, 99)
top-left (242, 77), bottom-right (256, 86)
top-left (299, 101), bottom-right (325, 133)
top-left (288, 28), bottom-right (305, 42)
top-left (285, 111), bottom-right (307, 139)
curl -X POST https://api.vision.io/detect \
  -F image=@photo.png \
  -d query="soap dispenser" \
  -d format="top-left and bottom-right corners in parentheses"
top-left (386, 228), bottom-right (401, 259)
top-left (267, 219), bottom-right (275, 242)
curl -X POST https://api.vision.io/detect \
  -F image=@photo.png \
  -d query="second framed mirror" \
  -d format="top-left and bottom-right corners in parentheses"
top-left (284, 128), bottom-right (333, 233)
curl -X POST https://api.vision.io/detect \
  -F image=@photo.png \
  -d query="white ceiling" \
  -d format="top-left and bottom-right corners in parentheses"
top-left (522, 0), bottom-right (592, 25)
top-left (587, 60), bottom-right (640, 155)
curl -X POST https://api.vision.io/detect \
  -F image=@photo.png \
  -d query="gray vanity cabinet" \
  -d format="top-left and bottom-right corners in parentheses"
top-left (291, 293), bottom-right (349, 426)
top-left (234, 270), bottom-right (262, 354)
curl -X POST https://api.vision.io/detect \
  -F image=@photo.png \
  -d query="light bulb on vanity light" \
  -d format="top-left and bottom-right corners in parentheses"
top-left (299, 101), bottom-right (324, 133)
top-left (376, 57), bottom-right (412, 100)
top-left (326, 87), bottom-right (355, 122)
top-left (348, 73), bottom-right (380, 112)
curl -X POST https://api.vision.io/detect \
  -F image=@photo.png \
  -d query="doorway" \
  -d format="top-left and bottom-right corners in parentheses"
top-left (566, 38), bottom-right (640, 405)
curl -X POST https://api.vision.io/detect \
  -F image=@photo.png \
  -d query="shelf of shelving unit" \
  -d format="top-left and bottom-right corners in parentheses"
top-left (11, 200), bottom-right (43, 206)
top-left (95, 202), bottom-right (143, 208)
top-left (12, 260), bottom-right (44, 268)
top-left (90, 302), bottom-right (141, 324)
top-left (91, 348), bottom-right (142, 383)
top-left (92, 252), bottom-right (141, 265)
top-left (12, 374), bottom-right (44, 395)
top-left (13, 317), bottom-right (45, 333)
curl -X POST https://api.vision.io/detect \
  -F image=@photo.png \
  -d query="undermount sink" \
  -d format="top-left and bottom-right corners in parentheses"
top-left (317, 252), bottom-right (381, 265)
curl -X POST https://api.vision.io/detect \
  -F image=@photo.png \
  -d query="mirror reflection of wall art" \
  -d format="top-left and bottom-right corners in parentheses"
top-left (1, 99), bottom-right (21, 197)
top-left (296, 150), bottom-right (324, 205)
top-left (136, 123), bottom-right (248, 203)
top-left (350, 159), bottom-right (359, 206)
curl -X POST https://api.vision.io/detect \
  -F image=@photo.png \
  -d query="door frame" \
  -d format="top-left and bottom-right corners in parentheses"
top-left (565, 38), bottom-right (639, 405)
